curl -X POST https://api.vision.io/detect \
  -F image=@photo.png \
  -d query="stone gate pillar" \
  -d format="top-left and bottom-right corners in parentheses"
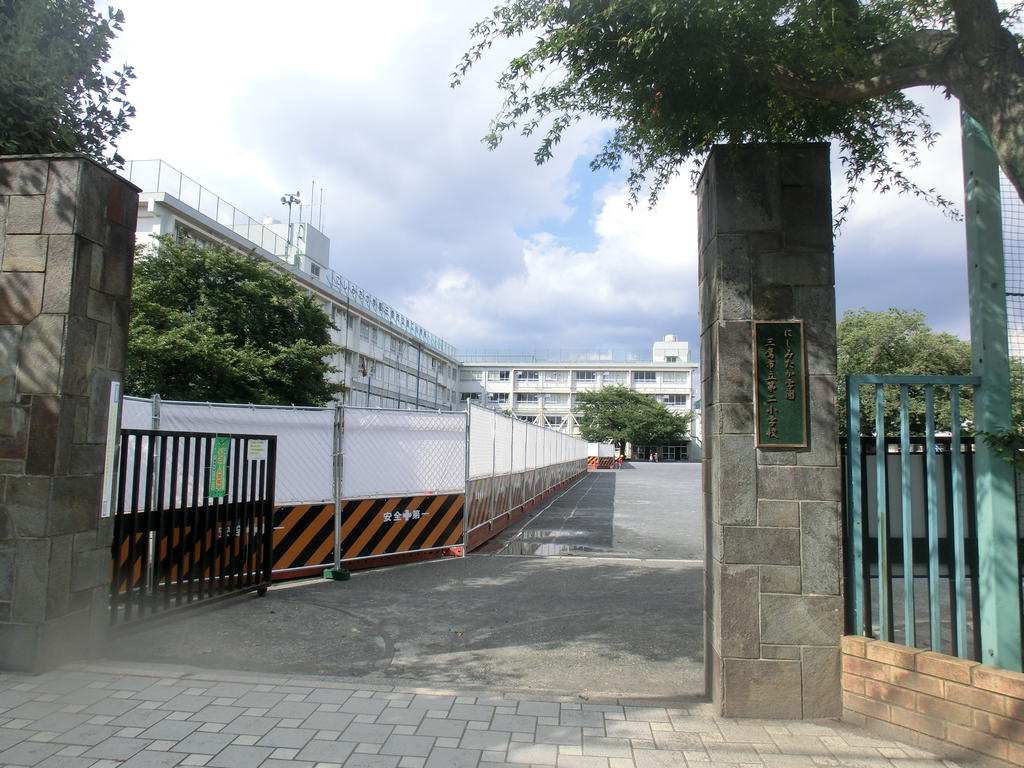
top-left (0, 155), bottom-right (138, 671)
top-left (699, 144), bottom-right (843, 718)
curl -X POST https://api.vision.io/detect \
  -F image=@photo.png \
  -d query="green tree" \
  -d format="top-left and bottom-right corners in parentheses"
top-left (0, 0), bottom-right (134, 162)
top-left (126, 237), bottom-right (341, 406)
top-left (574, 385), bottom-right (692, 452)
top-left (454, 0), bottom-right (1024, 217)
top-left (837, 308), bottom-right (972, 434)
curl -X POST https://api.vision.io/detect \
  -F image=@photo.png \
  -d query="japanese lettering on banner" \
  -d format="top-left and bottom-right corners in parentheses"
top-left (754, 321), bottom-right (808, 448)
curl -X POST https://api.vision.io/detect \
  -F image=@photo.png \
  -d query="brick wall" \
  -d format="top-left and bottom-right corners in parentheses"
top-left (842, 635), bottom-right (1024, 766)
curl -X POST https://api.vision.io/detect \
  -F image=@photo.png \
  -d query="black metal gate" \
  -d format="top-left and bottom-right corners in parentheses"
top-left (110, 429), bottom-right (277, 626)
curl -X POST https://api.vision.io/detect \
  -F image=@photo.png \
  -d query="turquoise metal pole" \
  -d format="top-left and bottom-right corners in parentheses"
top-left (846, 377), bottom-right (865, 634)
top-left (875, 384), bottom-right (890, 640)
top-left (899, 386), bottom-right (915, 647)
top-left (949, 387), bottom-right (968, 657)
top-left (962, 111), bottom-right (1023, 671)
top-left (925, 386), bottom-right (941, 652)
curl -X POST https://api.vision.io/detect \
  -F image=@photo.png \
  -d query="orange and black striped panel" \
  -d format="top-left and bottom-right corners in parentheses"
top-left (272, 503), bottom-right (335, 573)
top-left (341, 494), bottom-right (464, 560)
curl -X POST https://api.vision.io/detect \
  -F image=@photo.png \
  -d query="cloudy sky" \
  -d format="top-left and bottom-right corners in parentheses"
top-left (107, 0), bottom-right (971, 361)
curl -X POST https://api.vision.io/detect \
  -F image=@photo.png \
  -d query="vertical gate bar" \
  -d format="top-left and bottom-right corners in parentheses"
top-left (239, 439), bottom-right (251, 587)
top-left (899, 385), bottom-right (916, 647)
top-left (874, 384), bottom-right (891, 640)
top-left (264, 437), bottom-right (277, 586)
top-left (141, 434), bottom-right (156, 617)
top-left (110, 431), bottom-right (132, 624)
top-left (187, 435), bottom-right (203, 602)
top-left (127, 434), bottom-right (144, 620)
top-left (846, 377), bottom-right (865, 634)
top-left (157, 433), bottom-right (171, 609)
top-left (199, 436), bottom-right (214, 599)
top-left (950, 387), bottom-right (969, 657)
top-left (228, 436), bottom-right (242, 590)
top-left (168, 435), bottom-right (183, 607)
top-left (925, 385), bottom-right (941, 651)
top-left (247, 442), bottom-right (259, 585)
top-left (333, 405), bottom-right (344, 571)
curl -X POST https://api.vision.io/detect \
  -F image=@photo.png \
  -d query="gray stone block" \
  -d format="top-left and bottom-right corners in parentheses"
top-left (760, 565), bottom-right (801, 594)
top-left (719, 564), bottom-right (759, 659)
top-left (760, 594), bottom-right (842, 646)
top-left (0, 404), bottom-right (27, 440)
top-left (800, 501), bottom-right (841, 595)
top-left (25, 394), bottom-right (61, 475)
top-left (0, 159), bottom-right (48, 195)
top-left (715, 235), bottom-right (752, 322)
top-left (12, 537), bottom-right (50, 623)
top-left (716, 435), bottom-right (756, 524)
top-left (0, 542), bottom-right (13, 601)
top-left (0, 326), bottom-right (21, 402)
top-left (757, 465), bottom-right (841, 501)
top-left (70, 545), bottom-right (110, 593)
top-left (40, 235), bottom-right (87, 315)
top-left (797, 376), bottom-right (838, 468)
top-left (709, 146), bottom-right (782, 234)
top-left (6, 196), bottom-right (45, 234)
top-left (757, 500), bottom-right (799, 528)
top-left (718, 402), bottom-right (753, 435)
top-left (0, 621), bottom-right (38, 671)
top-left (41, 158), bottom-right (82, 235)
top-left (61, 316), bottom-right (97, 396)
top-left (761, 644), bottom-right (800, 660)
top-left (2, 234), bottom-right (48, 272)
top-left (48, 475), bottom-right (102, 536)
top-left (76, 162), bottom-right (109, 245)
top-left (715, 322), bottom-right (752, 403)
top-left (16, 314), bottom-right (66, 394)
top-left (721, 526), bottom-right (800, 565)
top-left (3, 475), bottom-right (52, 537)
top-left (0, 271), bottom-right (44, 325)
top-left (801, 646), bottom-right (841, 717)
top-left (86, 289), bottom-right (112, 324)
top-left (721, 657), bottom-right (802, 718)
top-left (45, 534), bottom-right (73, 620)
top-left (753, 250), bottom-right (833, 287)
top-left (781, 185), bottom-right (833, 251)
top-left (751, 285), bottom-right (794, 321)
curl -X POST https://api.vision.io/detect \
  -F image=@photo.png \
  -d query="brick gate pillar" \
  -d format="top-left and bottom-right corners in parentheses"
top-left (698, 144), bottom-right (843, 718)
top-left (0, 155), bottom-right (138, 671)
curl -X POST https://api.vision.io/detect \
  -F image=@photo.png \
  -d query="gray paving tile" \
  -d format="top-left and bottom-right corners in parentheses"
top-left (160, 694), bottom-right (214, 712)
top-left (379, 734), bottom-right (436, 756)
top-left (341, 722), bottom-right (395, 743)
top-left (265, 700), bottom-right (319, 719)
top-left (203, 683), bottom-right (255, 698)
top-left (0, 740), bottom-right (65, 766)
top-left (490, 714), bottom-right (537, 733)
top-left (302, 710), bottom-right (357, 731)
top-left (232, 691), bottom-right (286, 708)
top-left (220, 715), bottom-right (280, 736)
top-left (424, 746), bottom-right (482, 768)
top-left (206, 744), bottom-right (274, 767)
top-left (138, 719), bottom-right (201, 740)
top-left (559, 710), bottom-right (605, 728)
top-left (343, 755), bottom-right (402, 767)
top-left (261, 761), bottom-right (315, 768)
top-left (604, 720), bottom-right (653, 740)
top-left (168, 731), bottom-right (236, 754)
top-left (516, 701), bottom-right (561, 718)
top-left (409, 695), bottom-right (457, 710)
top-left (116, 750), bottom-right (188, 767)
top-left (416, 718), bottom-right (468, 738)
top-left (256, 726), bottom-right (317, 748)
top-left (82, 735), bottom-right (152, 760)
top-left (0, 729), bottom-right (34, 751)
top-left (341, 698), bottom-right (389, 716)
top-left (632, 749), bottom-right (690, 767)
top-left (449, 704), bottom-right (495, 721)
top-left (89, 698), bottom-right (148, 717)
top-left (377, 707), bottom-right (426, 726)
top-left (22, 712), bottom-right (92, 732)
top-left (536, 725), bottom-right (582, 745)
top-left (295, 738), bottom-right (356, 762)
top-left (50, 722), bottom-right (120, 745)
top-left (581, 736), bottom-right (633, 758)
top-left (506, 742), bottom-right (558, 765)
top-left (34, 756), bottom-right (97, 768)
top-left (110, 708), bottom-right (169, 727)
top-left (304, 688), bottom-right (355, 705)
top-left (555, 755), bottom-right (610, 768)
top-left (189, 705), bottom-right (247, 723)
top-left (459, 729), bottom-right (511, 751)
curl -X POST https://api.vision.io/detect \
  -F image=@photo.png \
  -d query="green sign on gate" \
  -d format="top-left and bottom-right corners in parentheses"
top-left (754, 321), bottom-right (808, 448)
top-left (208, 436), bottom-right (230, 498)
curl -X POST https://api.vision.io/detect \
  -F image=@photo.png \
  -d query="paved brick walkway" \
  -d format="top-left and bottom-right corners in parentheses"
top-left (0, 663), bottom-right (971, 767)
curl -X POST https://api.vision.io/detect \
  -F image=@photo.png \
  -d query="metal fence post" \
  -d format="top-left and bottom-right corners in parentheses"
top-left (962, 111), bottom-right (1023, 671)
top-left (331, 403), bottom-right (345, 575)
top-left (463, 405), bottom-right (471, 551)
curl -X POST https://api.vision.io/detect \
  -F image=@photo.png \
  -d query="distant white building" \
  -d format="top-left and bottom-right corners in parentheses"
top-left (457, 335), bottom-right (698, 460)
top-left (126, 160), bottom-right (460, 410)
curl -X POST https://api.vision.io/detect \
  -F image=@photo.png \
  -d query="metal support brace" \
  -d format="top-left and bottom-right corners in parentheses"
top-left (962, 111), bottom-right (1023, 670)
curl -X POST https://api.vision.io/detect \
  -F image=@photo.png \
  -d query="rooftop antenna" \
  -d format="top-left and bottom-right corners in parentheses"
top-left (280, 191), bottom-right (301, 260)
